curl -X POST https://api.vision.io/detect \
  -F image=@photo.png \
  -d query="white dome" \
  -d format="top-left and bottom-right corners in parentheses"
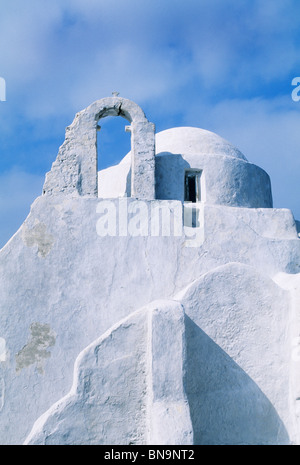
top-left (120, 126), bottom-right (247, 163)
top-left (155, 127), bottom-right (247, 160)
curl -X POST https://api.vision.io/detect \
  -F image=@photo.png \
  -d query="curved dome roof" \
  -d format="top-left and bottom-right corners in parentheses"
top-left (155, 127), bottom-right (247, 160)
top-left (120, 127), bottom-right (247, 163)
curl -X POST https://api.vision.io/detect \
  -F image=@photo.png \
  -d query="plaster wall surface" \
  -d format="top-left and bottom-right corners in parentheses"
top-left (24, 305), bottom-right (150, 445)
top-left (24, 300), bottom-right (193, 446)
top-left (177, 263), bottom-right (291, 444)
top-left (0, 193), bottom-right (299, 444)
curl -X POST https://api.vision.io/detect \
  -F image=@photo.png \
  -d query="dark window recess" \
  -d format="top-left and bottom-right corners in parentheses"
top-left (184, 171), bottom-right (201, 202)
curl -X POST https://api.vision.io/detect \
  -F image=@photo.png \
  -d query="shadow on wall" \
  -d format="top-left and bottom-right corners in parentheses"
top-left (155, 153), bottom-right (190, 201)
top-left (184, 316), bottom-right (290, 445)
top-left (126, 168), bottom-right (131, 197)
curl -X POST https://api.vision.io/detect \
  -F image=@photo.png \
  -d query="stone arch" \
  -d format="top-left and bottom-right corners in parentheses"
top-left (42, 96), bottom-right (156, 199)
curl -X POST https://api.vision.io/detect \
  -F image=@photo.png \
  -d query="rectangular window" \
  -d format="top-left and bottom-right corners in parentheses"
top-left (184, 170), bottom-right (202, 202)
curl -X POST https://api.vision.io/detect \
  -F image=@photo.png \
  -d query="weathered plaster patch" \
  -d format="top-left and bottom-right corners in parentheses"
top-left (16, 323), bottom-right (56, 374)
top-left (22, 223), bottom-right (54, 258)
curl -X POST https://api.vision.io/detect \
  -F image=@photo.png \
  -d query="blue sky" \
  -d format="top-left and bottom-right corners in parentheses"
top-left (1, 0), bottom-right (300, 247)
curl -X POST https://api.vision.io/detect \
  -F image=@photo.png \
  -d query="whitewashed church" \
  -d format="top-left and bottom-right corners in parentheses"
top-left (1, 96), bottom-right (300, 445)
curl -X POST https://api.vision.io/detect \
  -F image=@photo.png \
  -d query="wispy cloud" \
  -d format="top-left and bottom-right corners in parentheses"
top-left (1, 0), bottom-right (298, 115)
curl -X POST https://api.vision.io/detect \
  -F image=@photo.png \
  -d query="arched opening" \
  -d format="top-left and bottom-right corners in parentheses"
top-left (97, 115), bottom-right (132, 198)
top-left (42, 96), bottom-right (155, 200)
top-left (97, 115), bottom-right (131, 171)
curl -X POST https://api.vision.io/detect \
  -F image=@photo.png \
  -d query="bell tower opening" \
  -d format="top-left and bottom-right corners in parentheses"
top-left (97, 115), bottom-right (131, 171)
